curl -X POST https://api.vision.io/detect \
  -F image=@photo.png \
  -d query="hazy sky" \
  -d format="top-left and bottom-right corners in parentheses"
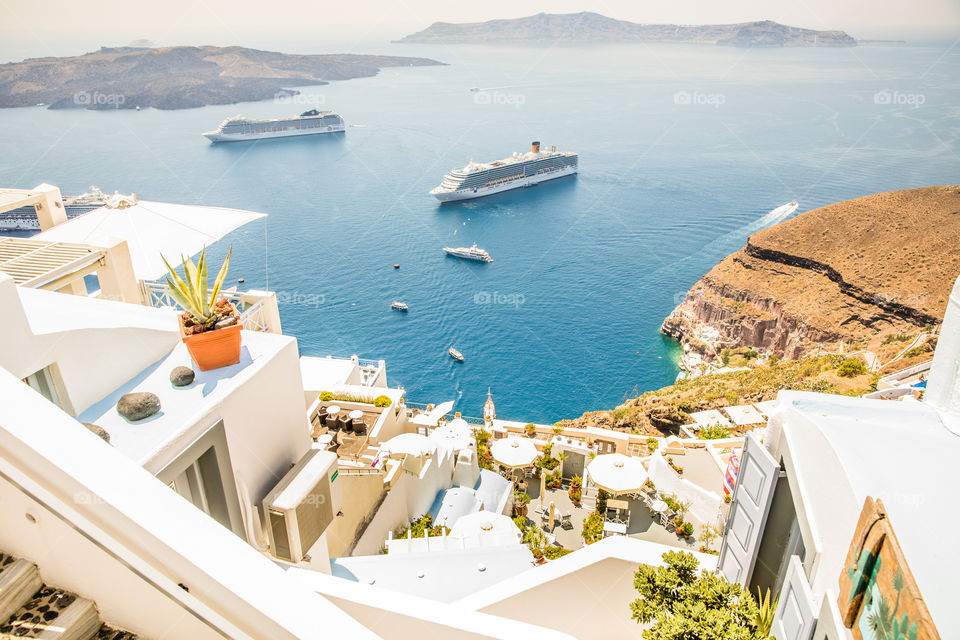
top-left (2, 0), bottom-right (958, 60)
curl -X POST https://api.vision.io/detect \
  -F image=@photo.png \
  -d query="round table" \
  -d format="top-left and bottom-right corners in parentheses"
top-left (349, 409), bottom-right (364, 421)
top-left (650, 500), bottom-right (668, 513)
top-left (316, 434), bottom-right (333, 446)
top-left (326, 405), bottom-right (341, 415)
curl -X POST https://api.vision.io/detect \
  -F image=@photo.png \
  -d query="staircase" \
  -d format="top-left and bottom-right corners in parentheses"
top-left (0, 552), bottom-right (136, 640)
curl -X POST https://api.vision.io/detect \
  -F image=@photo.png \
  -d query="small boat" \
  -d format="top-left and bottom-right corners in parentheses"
top-left (391, 301), bottom-right (408, 311)
top-left (443, 244), bottom-right (493, 263)
top-left (393, 263), bottom-right (400, 269)
top-left (448, 347), bottom-right (464, 362)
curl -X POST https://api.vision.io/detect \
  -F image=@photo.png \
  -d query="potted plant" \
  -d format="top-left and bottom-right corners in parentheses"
top-left (524, 423), bottom-right (537, 438)
top-left (163, 247), bottom-right (241, 371)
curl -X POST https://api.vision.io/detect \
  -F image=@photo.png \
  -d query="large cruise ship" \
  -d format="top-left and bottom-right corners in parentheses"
top-left (203, 109), bottom-right (345, 143)
top-left (430, 141), bottom-right (577, 203)
top-left (0, 187), bottom-right (109, 231)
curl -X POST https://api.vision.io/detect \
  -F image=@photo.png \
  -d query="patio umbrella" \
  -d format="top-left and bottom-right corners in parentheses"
top-left (586, 453), bottom-right (648, 495)
top-left (35, 198), bottom-right (266, 281)
top-left (490, 436), bottom-right (538, 469)
top-left (380, 433), bottom-right (437, 458)
top-left (429, 418), bottom-right (474, 452)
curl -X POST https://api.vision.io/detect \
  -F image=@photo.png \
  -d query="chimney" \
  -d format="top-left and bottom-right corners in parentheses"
top-left (531, 141), bottom-right (540, 153)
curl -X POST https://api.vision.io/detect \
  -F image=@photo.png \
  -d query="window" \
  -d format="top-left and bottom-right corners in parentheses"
top-left (23, 366), bottom-right (63, 409)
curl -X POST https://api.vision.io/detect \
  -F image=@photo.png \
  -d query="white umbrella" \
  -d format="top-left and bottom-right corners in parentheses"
top-left (380, 433), bottom-right (437, 458)
top-left (491, 436), bottom-right (538, 469)
top-left (448, 512), bottom-right (522, 544)
top-left (35, 198), bottom-right (265, 281)
top-left (429, 418), bottom-right (474, 452)
top-left (409, 400), bottom-right (455, 426)
top-left (586, 453), bottom-right (648, 495)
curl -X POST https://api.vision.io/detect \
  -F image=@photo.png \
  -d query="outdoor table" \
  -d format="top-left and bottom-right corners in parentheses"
top-left (650, 500), bottom-right (668, 512)
top-left (349, 409), bottom-right (364, 421)
top-left (316, 434), bottom-right (333, 446)
top-left (603, 522), bottom-right (627, 535)
top-left (608, 498), bottom-right (629, 511)
top-left (326, 405), bottom-right (341, 415)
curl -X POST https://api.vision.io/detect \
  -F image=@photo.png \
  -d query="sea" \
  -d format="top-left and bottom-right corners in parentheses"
top-left (1, 40), bottom-right (957, 423)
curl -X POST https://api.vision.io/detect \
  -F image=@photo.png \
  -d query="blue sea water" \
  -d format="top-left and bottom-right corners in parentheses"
top-left (1, 42), bottom-right (957, 422)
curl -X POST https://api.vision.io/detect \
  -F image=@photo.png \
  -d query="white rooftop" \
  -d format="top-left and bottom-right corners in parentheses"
top-left (724, 404), bottom-right (766, 426)
top-left (778, 391), bottom-right (960, 638)
top-left (18, 284), bottom-right (178, 334)
top-left (78, 330), bottom-right (295, 466)
top-left (299, 355), bottom-right (359, 389)
top-left (329, 545), bottom-right (534, 603)
top-left (688, 409), bottom-right (733, 428)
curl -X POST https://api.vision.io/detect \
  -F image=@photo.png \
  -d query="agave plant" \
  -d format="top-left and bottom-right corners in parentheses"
top-left (755, 587), bottom-right (778, 639)
top-left (162, 246), bottom-right (232, 327)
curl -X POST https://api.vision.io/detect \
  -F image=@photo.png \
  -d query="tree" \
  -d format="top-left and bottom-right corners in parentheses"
top-left (630, 551), bottom-right (764, 640)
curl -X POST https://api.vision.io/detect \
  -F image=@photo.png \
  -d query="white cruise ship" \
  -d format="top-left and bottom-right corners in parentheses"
top-left (442, 244), bottom-right (493, 262)
top-left (430, 141), bottom-right (577, 202)
top-left (203, 109), bottom-right (345, 143)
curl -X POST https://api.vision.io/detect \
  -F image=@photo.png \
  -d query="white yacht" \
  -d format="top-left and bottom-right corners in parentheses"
top-left (442, 244), bottom-right (493, 263)
top-left (430, 141), bottom-right (577, 202)
top-left (448, 347), bottom-right (464, 362)
top-left (203, 109), bottom-right (345, 142)
top-left (390, 301), bottom-right (408, 311)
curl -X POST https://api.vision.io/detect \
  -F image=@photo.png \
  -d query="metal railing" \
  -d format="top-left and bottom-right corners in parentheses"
top-left (141, 282), bottom-right (268, 333)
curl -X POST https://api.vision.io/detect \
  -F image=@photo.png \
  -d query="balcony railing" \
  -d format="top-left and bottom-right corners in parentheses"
top-left (141, 281), bottom-right (269, 333)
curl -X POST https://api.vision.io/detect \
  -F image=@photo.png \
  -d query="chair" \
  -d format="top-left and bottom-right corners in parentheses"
top-left (353, 420), bottom-right (367, 436)
top-left (325, 413), bottom-right (340, 429)
top-left (338, 415), bottom-right (353, 432)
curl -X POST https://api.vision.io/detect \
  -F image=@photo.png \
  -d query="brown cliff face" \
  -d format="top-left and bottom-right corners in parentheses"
top-left (663, 186), bottom-right (960, 363)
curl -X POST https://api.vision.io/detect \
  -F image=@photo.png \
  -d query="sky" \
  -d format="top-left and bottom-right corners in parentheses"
top-left (1, 0), bottom-right (958, 61)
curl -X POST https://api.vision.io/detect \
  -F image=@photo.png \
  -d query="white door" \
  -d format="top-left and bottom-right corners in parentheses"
top-left (771, 556), bottom-right (817, 640)
top-left (717, 432), bottom-right (779, 585)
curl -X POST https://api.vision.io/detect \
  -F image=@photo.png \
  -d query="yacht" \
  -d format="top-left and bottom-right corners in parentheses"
top-left (442, 244), bottom-right (493, 263)
top-left (203, 109), bottom-right (345, 142)
top-left (448, 348), bottom-right (464, 362)
top-left (430, 141), bottom-right (577, 203)
top-left (390, 301), bottom-right (408, 311)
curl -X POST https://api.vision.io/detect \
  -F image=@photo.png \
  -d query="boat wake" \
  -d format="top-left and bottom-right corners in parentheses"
top-left (739, 201), bottom-right (799, 237)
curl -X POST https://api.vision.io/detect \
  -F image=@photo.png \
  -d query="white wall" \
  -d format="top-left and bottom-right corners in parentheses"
top-left (352, 449), bottom-right (455, 556)
top-left (0, 276), bottom-right (179, 415)
top-left (648, 452), bottom-right (724, 525)
top-left (0, 368), bottom-right (378, 640)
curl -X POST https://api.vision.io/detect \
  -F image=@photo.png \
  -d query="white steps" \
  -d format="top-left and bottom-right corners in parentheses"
top-left (0, 552), bottom-right (136, 640)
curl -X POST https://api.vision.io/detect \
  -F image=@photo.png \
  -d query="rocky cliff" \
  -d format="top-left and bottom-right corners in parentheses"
top-left (398, 13), bottom-right (857, 47)
top-left (0, 46), bottom-right (443, 110)
top-left (662, 186), bottom-right (960, 370)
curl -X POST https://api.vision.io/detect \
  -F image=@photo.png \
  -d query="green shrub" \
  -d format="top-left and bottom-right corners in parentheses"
top-left (544, 546), bottom-right (572, 560)
top-left (883, 333), bottom-right (914, 344)
top-left (904, 345), bottom-right (930, 358)
top-left (582, 511), bottom-right (604, 545)
top-left (647, 437), bottom-right (659, 453)
top-left (682, 522), bottom-right (694, 537)
top-left (837, 358), bottom-right (867, 378)
top-left (373, 395), bottom-right (392, 407)
top-left (319, 391), bottom-right (333, 401)
top-left (699, 424), bottom-right (730, 440)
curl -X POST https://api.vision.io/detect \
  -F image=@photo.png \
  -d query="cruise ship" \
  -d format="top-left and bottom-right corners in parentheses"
top-left (203, 109), bottom-right (345, 143)
top-left (443, 244), bottom-right (493, 262)
top-left (430, 141), bottom-right (577, 203)
top-left (0, 187), bottom-right (109, 231)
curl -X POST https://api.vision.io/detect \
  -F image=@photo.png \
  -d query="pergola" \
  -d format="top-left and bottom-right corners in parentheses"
top-left (0, 237), bottom-right (106, 291)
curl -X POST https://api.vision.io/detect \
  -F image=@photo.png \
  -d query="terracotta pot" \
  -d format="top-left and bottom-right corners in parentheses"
top-left (179, 304), bottom-right (242, 371)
